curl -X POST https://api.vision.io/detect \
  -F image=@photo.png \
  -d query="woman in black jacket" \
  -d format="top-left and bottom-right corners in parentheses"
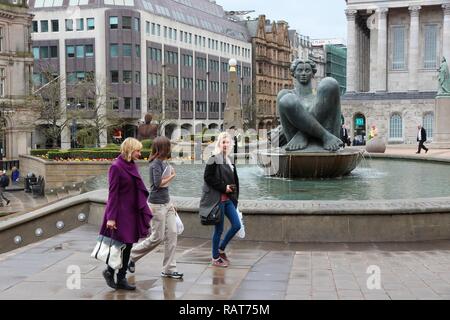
top-left (203, 131), bottom-right (241, 267)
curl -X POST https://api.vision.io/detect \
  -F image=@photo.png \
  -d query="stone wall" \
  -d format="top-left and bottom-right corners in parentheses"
top-left (342, 98), bottom-right (435, 144)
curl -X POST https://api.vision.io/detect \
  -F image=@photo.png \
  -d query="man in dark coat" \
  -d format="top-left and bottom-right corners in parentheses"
top-left (0, 171), bottom-right (10, 206)
top-left (340, 124), bottom-right (349, 148)
top-left (416, 125), bottom-right (429, 154)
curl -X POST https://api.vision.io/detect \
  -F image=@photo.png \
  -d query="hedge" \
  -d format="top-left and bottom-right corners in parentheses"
top-left (31, 149), bottom-right (59, 156)
top-left (47, 150), bottom-right (151, 160)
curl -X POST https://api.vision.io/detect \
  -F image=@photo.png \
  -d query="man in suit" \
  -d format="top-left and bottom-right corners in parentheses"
top-left (416, 125), bottom-right (429, 154)
top-left (340, 124), bottom-right (349, 148)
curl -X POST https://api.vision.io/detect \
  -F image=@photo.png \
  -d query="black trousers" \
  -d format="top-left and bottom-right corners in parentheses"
top-left (107, 243), bottom-right (132, 279)
top-left (417, 140), bottom-right (428, 153)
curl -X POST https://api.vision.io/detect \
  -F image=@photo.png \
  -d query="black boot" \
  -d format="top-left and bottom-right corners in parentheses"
top-left (102, 269), bottom-right (116, 289)
top-left (116, 277), bottom-right (136, 290)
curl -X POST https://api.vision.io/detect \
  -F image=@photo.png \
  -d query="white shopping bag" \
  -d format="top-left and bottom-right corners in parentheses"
top-left (236, 207), bottom-right (245, 239)
top-left (175, 212), bottom-right (184, 235)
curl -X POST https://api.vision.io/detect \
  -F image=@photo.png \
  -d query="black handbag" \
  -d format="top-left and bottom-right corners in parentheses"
top-left (200, 203), bottom-right (222, 225)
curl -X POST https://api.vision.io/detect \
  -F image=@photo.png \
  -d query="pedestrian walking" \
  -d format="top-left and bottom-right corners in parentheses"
top-left (99, 137), bottom-right (153, 290)
top-left (0, 170), bottom-right (10, 206)
top-left (416, 125), bottom-right (429, 154)
top-left (201, 131), bottom-right (241, 267)
top-left (128, 136), bottom-right (184, 279)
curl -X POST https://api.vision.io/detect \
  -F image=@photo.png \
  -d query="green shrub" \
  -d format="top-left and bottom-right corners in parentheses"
top-left (141, 139), bottom-right (153, 149)
top-left (31, 149), bottom-right (59, 156)
top-left (104, 143), bottom-right (120, 149)
top-left (46, 149), bottom-right (151, 160)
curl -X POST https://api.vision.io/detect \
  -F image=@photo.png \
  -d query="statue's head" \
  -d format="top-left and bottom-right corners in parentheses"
top-left (291, 59), bottom-right (317, 85)
top-left (144, 113), bottom-right (153, 124)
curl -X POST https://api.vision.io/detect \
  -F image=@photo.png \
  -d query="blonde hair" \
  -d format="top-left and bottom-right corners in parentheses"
top-left (213, 131), bottom-right (234, 156)
top-left (120, 137), bottom-right (143, 162)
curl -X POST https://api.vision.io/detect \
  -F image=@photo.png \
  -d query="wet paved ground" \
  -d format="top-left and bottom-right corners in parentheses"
top-left (1, 224), bottom-right (450, 300)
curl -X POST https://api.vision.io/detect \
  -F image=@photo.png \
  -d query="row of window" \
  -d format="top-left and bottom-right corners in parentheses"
top-left (389, 113), bottom-right (434, 139)
top-left (110, 44), bottom-right (141, 58)
top-left (32, 46), bottom-right (58, 59)
top-left (141, 20), bottom-right (250, 59)
top-left (67, 45), bottom-right (94, 58)
top-left (111, 71), bottom-right (141, 84)
top-left (66, 71), bottom-right (94, 84)
top-left (110, 97), bottom-right (141, 111)
top-left (181, 101), bottom-right (224, 113)
top-left (392, 24), bottom-right (440, 70)
top-left (109, 16), bottom-right (140, 31)
top-left (32, 18), bottom-right (95, 33)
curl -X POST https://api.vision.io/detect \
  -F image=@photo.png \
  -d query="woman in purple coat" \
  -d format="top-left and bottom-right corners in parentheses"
top-left (99, 137), bottom-right (153, 290)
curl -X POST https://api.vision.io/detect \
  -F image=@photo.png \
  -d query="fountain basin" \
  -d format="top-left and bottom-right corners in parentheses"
top-left (257, 149), bottom-right (363, 178)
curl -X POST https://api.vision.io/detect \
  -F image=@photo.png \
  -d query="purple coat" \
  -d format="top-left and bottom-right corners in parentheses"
top-left (99, 156), bottom-right (153, 244)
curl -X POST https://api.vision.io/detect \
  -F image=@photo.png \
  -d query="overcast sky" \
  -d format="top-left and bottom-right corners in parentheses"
top-left (215, 0), bottom-right (347, 41)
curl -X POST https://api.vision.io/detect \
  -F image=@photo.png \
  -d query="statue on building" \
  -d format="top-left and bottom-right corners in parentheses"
top-left (438, 57), bottom-right (450, 96)
top-left (275, 59), bottom-right (343, 151)
top-left (137, 113), bottom-right (158, 140)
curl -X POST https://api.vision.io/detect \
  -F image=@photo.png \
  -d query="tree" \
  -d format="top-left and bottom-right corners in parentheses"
top-left (67, 74), bottom-right (133, 148)
top-left (30, 67), bottom-right (71, 148)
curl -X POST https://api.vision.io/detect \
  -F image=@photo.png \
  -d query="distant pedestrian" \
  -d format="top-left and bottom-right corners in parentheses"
top-left (0, 171), bottom-right (10, 206)
top-left (416, 125), bottom-right (429, 154)
top-left (128, 136), bottom-right (184, 279)
top-left (11, 167), bottom-right (20, 183)
top-left (99, 137), bottom-right (153, 291)
top-left (201, 131), bottom-right (241, 268)
top-left (340, 124), bottom-right (349, 148)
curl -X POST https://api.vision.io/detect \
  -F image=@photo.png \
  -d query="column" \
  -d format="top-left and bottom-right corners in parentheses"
top-left (376, 8), bottom-right (388, 92)
top-left (408, 6), bottom-right (421, 92)
top-left (345, 9), bottom-right (358, 93)
top-left (443, 4), bottom-right (450, 61)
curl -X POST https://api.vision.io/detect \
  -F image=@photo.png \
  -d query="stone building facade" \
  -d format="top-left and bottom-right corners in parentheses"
top-left (243, 15), bottom-right (292, 130)
top-left (0, 0), bottom-right (37, 159)
top-left (343, 0), bottom-right (449, 145)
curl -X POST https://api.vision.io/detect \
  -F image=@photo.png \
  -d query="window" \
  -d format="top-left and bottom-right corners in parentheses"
top-left (124, 97), bottom-right (132, 109)
top-left (75, 45), bottom-right (84, 58)
top-left (136, 97), bottom-right (141, 110)
top-left (136, 45), bottom-right (141, 57)
top-left (392, 26), bottom-right (406, 70)
top-left (50, 46), bottom-right (58, 58)
top-left (123, 16), bottom-right (132, 29)
top-left (173, 28), bottom-right (177, 41)
top-left (109, 16), bottom-right (118, 29)
top-left (151, 23), bottom-right (156, 35)
top-left (156, 24), bottom-right (161, 36)
top-left (135, 71), bottom-right (141, 84)
top-left (76, 72), bottom-right (85, 82)
top-left (65, 19), bottom-right (73, 31)
top-left (423, 113), bottom-right (434, 139)
top-left (123, 71), bottom-right (132, 84)
top-left (87, 18), bottom-right (95, 30)
top-left (0, 68), bottom-right (4, 97)
top-left (110, 44), bottom-right (118, 57)
top-left (33, 47), bottom-right (40, 59)
top-left (51, 20), bottom-right (59, 32)
top-left (424, 25), bottom-right (438, 69)
top-left (85, 45), bottom-right (94, 57)
top-left (111, 71), bottom-right (119, 83)
top-left (389, 114), bottom-right (403, 139)
top-left (40, 20), bottom-right (48, 32)
top-left (149, 48), bottom-right (162, 61)
top-left (32, 21), bottom-right (38, 33)
top-left (133, 17), bottom-right (140, 31)
top-left (164, 26), bottom-right (167, 38)
top-left (123, 44), bottom-right (132, 57)
top-left (67, 73), bottom-right (76, 84)
top-left (76, 19), bottom-right (84, 31)
top-left (111, 98), bottom-right (119, 110)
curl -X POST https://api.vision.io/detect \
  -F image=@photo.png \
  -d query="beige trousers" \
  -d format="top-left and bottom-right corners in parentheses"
top-left (130, 203), bottom-right (178, 273)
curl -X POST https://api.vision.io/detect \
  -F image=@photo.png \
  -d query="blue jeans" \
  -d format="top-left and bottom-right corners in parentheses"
top-left (212, 200), bottom-right (241, 259)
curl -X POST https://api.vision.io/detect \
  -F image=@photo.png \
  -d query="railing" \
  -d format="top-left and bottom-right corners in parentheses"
top-left (0, 159), bottom-right (19, 171)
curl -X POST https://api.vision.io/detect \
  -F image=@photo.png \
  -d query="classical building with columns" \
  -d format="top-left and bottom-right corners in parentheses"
top-left (0, 0), bottom-right (37, 160)
top-left (342, 0), bottom-right (449, 145)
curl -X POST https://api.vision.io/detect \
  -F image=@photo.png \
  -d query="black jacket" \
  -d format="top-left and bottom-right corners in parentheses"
top-left (417, 127), bottom-right (427, 142)
top-left (203, 154), bottom-right (239, 207)
top-left (0, 175), bottom-right (9, 188)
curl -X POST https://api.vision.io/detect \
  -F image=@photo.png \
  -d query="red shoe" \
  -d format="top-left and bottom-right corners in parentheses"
top-left (219, 251), bottom-right (230, 263)
top-left (212, 257), bottom-right (228, 267)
